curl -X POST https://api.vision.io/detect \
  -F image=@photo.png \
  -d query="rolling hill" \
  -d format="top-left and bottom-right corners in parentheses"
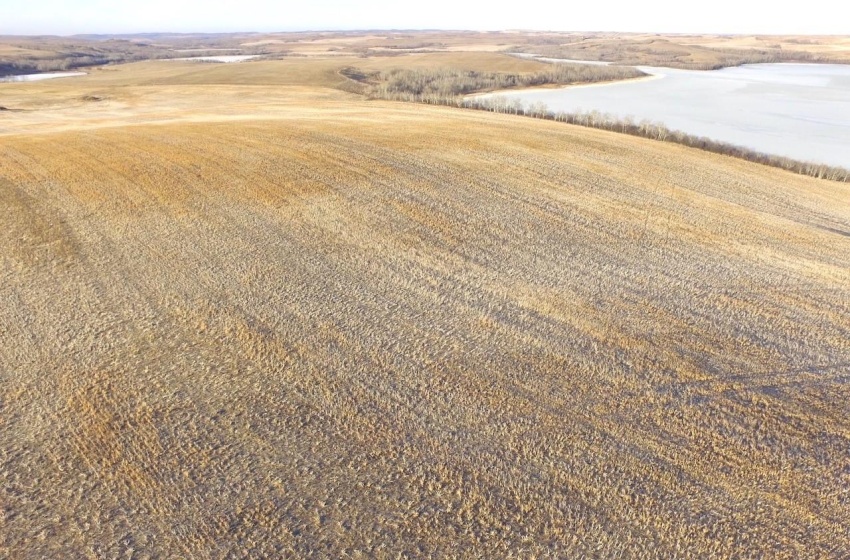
top-left (2, 57), bottom-right (849, 558)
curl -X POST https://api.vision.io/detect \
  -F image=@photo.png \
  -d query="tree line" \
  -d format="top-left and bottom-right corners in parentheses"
top-left (509, 44), bottom-right (840, 71)
top-left (363, 65), bottom-right (646, 103)
top-left (465, 97), bottom-right (850, 182)
top-left (352, 66), bottom-right (848, 182)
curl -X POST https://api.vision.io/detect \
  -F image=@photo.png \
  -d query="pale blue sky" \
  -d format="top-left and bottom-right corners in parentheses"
top-left (0, 0), bottom-right (845, 36)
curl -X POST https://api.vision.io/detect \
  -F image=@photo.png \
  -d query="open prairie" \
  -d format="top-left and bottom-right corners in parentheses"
top-left (3, 31), bottom-right (850, 75)
top-left (2, 56), bottom-right (850, 558)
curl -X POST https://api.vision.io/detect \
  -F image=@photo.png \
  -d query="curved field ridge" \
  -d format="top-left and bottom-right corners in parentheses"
top-left (2, 62), bottom-right (850, 558)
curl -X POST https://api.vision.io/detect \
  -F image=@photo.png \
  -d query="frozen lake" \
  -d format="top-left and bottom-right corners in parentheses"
top-left (174, 48), bottom-right (242, 53)
top-left (0, 72), bottom-right (86, 83)
top-left (478, 63), bottom-right (850, 168)
top-left (171, 55), bottom-right (260, 63)
top-left (509, 53), bottom-right (612, 66)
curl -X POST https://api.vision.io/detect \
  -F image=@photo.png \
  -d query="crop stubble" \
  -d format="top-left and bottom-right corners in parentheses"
top-left (1, 65), bottom-right (850, 558)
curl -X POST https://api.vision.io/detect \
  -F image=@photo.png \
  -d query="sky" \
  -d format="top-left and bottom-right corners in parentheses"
top-left (0, 0), bottom-right (846, 36)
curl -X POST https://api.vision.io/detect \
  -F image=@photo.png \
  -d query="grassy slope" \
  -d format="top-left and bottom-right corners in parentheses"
top-left (2, 59), bottom-right (850, 558)
top-left (3, 32), bottom-right (849, 74)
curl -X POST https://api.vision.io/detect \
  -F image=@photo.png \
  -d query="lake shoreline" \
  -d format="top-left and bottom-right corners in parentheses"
top-left (466, 62), bottom-right (850, 168)
top-left (0, 71), bottom-right (87, 83)
top-left (466, 73), bottom-right (664, 100)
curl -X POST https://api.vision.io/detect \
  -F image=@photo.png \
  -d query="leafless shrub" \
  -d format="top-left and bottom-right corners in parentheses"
top-left (358, 65), bottom-right (848, 182)
top-left (364, 65), bottom-right (646, 104)
top-left (509, 44), bottom-right (839, 70)
top-left (463, 99), bottom-right (850, 181)
top-left (0, 37), bottom-right (267, 76)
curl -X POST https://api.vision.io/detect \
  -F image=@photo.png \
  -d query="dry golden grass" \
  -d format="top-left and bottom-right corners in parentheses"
top-left (4, 31), bottom-right (849, 75)
top-left (247, 31), bottom-right (850, 67)
top-left (250, 30), bottom-right (850, 63)
top-left (680, 34), bottom-right (850, 55)
top-left (2, 57), bottom-right (850, 559)
top-left (511, 35), bottom-right (850, 70)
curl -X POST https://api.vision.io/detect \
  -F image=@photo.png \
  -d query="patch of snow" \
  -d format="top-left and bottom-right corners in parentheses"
top-left (1, 72), bottom-right (87, 83)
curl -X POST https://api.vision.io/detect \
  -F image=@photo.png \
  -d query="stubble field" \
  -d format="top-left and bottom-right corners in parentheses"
top-left (2, 57), bottom-right (850, 558)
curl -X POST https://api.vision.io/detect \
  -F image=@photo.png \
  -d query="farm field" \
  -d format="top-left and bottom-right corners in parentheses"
top-left (2, 55), bottom-right (850, 558)
top-left (3, 31), bottom-right (850, 76)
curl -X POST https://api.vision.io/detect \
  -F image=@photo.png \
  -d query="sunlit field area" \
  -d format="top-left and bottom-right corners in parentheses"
top-left (2, 32), bottom-right (850, 558)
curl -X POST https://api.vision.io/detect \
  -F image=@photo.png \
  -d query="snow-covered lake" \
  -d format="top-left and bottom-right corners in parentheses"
top-left (509, 53), bottom-right (612, 66)
top-left (0, 72), bottom-right (87, 83)
top-left (171, 55), bottom-right (261, 63)
top-left (478, 63), bottom-right (850, 168)
top-left (174, 48), bottom-right (242, 53)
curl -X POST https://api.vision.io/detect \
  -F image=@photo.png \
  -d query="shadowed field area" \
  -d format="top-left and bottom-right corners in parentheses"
top-left (2, 57), bottom-right (850, 558)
